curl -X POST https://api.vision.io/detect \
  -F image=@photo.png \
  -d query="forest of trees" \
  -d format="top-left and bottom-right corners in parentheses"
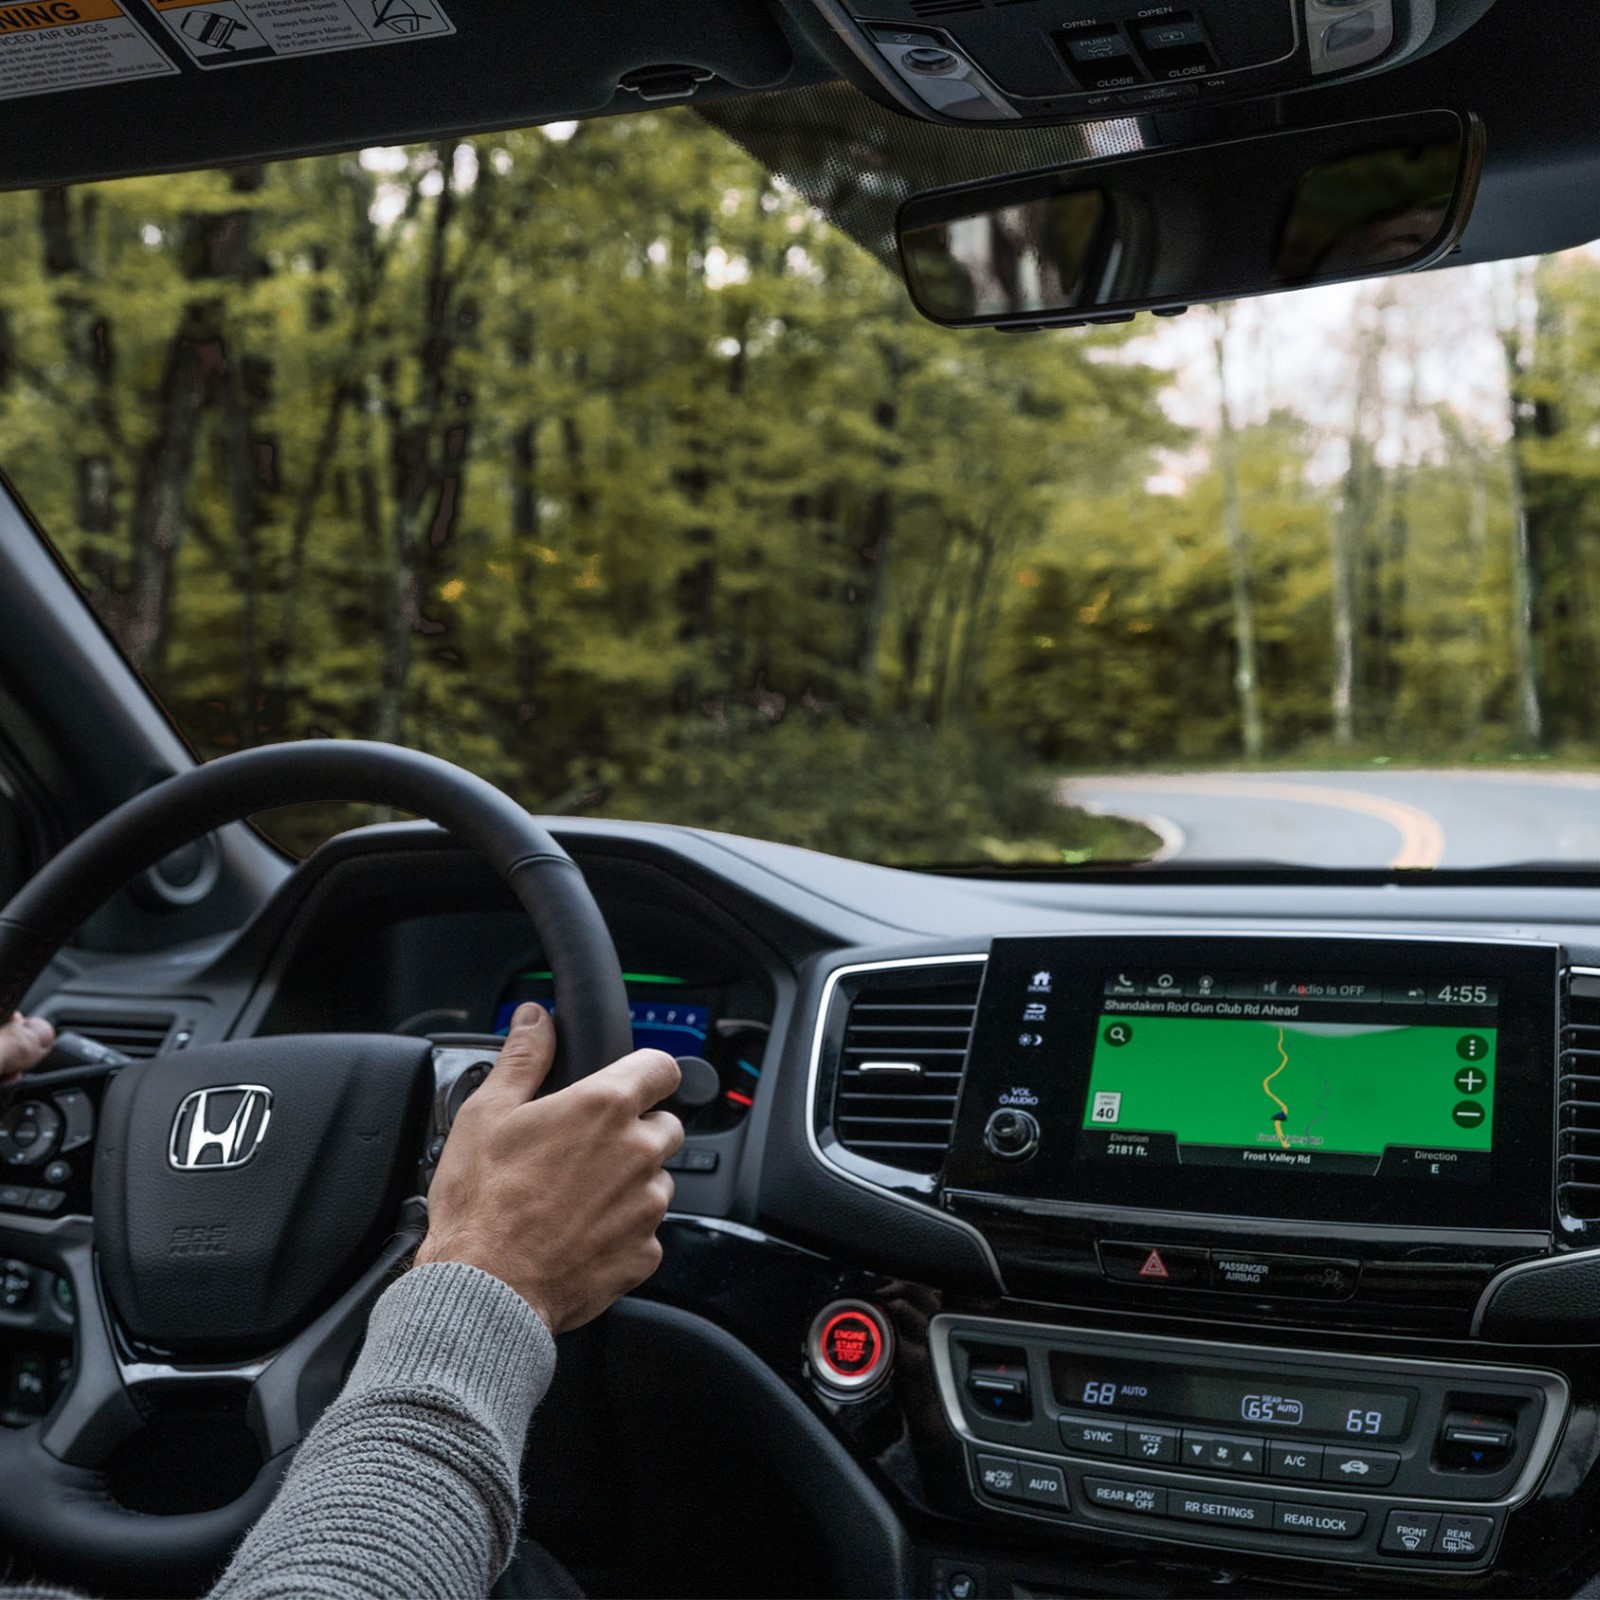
top-left (2, 104), bottom-right (1598, 864)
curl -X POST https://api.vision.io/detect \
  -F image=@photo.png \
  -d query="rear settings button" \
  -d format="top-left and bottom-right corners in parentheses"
top-left (1099, 1242), bottom-right (1207, 1287)
top-left (1274, 1503), bottom-right (1366, 1539)
top-left (1083, 1478), bottom-right (1167, 1516)
top-left (1171, 1490), bottom-right (1272, 1529)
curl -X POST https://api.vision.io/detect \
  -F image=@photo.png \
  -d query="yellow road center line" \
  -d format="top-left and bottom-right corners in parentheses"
top-left (1141, 777), bottom-right (1448, 869)
top-left (1264, 1026), bottom-right (1290, 1149)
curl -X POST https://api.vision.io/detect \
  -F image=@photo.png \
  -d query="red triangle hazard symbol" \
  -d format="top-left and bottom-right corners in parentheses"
top-left (1138, 1249), bottom-right (1170, 1280)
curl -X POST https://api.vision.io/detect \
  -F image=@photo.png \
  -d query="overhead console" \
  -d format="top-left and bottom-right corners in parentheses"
top-left (789, 0), bottom-right (1499, 124)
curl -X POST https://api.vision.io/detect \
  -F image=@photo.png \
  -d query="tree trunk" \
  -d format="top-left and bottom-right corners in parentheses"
top-left (1211, 309), bottom-right (1264, 761)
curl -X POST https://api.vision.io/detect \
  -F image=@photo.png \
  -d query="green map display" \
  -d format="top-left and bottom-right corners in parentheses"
top-left (1083, 1015), bottom-right (1496, 1157)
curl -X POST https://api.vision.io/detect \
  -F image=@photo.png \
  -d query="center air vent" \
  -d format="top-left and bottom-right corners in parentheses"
top-left (1559, 970), bottom-right (1600, 1222)
top-left (48, 1010), bottom-right (174, 1059)
top-left (833, 964), bottom-right (983, 1175)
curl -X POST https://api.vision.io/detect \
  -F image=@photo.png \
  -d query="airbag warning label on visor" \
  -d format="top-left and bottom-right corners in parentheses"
top-left (144, 0), bottom-right (452, 69)
top-left (0, 0), bottom-right (176, 101)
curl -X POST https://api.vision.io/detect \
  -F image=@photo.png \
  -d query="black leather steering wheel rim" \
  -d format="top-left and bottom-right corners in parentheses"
top-left (0, 738), bottom-right (634, 1074)
top-left (0, 739), bottom-right (633, 1587)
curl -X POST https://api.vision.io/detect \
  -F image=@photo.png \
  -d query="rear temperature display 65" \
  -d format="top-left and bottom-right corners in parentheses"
top-left (1051, 1354), bottom-right (1414, 1441)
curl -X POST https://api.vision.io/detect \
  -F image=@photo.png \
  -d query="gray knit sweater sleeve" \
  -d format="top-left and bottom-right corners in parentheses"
top-left (211, 1260), bottom-right (556, 1600)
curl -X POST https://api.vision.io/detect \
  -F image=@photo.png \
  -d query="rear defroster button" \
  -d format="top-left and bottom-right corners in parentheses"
top-left (808, 1300), bottom-right (893, 1396)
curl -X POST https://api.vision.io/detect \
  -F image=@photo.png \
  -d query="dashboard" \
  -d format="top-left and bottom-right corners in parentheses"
top-left (7, 818), bottom-right (1600, 1596)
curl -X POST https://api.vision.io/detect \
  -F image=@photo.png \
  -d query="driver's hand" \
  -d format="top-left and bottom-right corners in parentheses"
top-left (414, 1003), bottom-right (683, 1334)
top-left (0, 1012), bottom-right (53, 1082)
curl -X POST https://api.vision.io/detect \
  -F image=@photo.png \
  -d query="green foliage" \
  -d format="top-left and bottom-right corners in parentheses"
top-left (5, 108), bottom-right (1600, 869)
top-left (587, 716), bottom-right (1158, 866)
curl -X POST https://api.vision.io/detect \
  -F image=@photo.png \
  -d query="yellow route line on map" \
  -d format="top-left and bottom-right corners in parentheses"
top-left (1264, 1027), bottom-right (1290, 1149)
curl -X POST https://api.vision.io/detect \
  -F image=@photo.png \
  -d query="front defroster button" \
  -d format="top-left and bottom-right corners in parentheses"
top-left (1380, 1510), bottom-right (1439, 1556)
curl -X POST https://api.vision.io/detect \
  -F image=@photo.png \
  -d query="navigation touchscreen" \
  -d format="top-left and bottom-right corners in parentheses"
top-left (1081, 973), bottom-right (1498, 1182)
top-left (942, 936), bottom-right (1558, 1233)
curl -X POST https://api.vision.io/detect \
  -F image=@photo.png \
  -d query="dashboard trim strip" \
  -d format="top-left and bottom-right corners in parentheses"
top-left (803, 952), bottom-right (1006, 1293)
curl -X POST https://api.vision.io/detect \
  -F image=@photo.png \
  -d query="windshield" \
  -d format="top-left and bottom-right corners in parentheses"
top-left (10, 103), bottom-right (1600, 871)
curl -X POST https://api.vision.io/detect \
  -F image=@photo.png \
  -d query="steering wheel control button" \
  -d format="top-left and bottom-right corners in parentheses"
top-left (41, 1160), bottom-right (71, 1187)
top-left (0, 1261), bottom-right (34, 1311)
top-left (1019, 1461), bottom-right (1069, 1509)
top-left (1380, 1510), bottom-right (1440, 1556)
top-left (982, 1108), bottom-right (1040, 1161)
top-left (1268, 1442), bottom-right (1325, 1480)
top-left (0, 1185), bottom-right (26, 1211)
top-left (1273, 1503), bottom-right (1366, 1539)
top-left (1171, 1490), bottom-right (1271, 1529)
top-left (1083, 1478), bottom-right (1167, 1515)
top-left (809, 1301), bottom-right (893, 1395)
top-left (52, 1089), bottom-right (94, 1153)
top-left (24, 1189), bottom-right (63, 1213)
top-left (1059, 1416), bottom-right (1126, 1457)
top-left (974, 1454), bottom-right (1025, 1501)
top-left (1098, 1241), bottom-right (1208, 1287)
top-left (0, 1100), bottom-right (63, 1167)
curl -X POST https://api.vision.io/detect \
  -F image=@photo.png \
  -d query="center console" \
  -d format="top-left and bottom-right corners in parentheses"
top-left (807, 932), bottom-right (1583, 1580)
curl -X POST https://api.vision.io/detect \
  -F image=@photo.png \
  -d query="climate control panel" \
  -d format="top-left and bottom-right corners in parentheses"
top-left (930, 1316), bottom-right (1566, 1572)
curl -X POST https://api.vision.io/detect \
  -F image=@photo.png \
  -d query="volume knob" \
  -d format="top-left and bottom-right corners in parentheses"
top-left (983, 1108), bottom-right (1040, 1161)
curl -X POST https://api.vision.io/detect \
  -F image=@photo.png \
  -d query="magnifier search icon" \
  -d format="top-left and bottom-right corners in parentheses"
top-left (1105, 1023), bottom-right (1132, 1048)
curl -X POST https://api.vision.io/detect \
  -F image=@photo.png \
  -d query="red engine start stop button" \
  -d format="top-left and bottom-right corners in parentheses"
top-left (808, 1300), bottom-right (894, 1394)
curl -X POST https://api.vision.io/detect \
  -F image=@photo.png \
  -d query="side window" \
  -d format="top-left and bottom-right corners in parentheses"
top-left (0, 774), bottom-right (25, 903)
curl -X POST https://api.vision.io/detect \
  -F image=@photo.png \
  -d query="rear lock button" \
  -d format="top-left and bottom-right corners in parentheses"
top-left (1274, 1503), bottom-right (1366, 1539)
top-left (808, 1301), bottom-right (892, 1394)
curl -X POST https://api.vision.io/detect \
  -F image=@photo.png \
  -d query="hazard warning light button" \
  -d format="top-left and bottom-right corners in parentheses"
top-left (1098, 1241), bottom-right (1208, 1287)
top-left (808, 1300), bottom-right (894, 1394)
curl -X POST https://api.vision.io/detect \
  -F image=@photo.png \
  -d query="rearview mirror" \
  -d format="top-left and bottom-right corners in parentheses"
top-left (896, 111), bottom-right (1481, 329)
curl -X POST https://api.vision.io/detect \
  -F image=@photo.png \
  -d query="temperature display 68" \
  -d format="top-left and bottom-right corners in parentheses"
top-left (1051, 1354), bottom-right (1414, 1442)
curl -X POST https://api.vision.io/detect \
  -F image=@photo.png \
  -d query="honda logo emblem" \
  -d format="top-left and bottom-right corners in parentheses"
top-left (169, 1086), bottom-right (273, 1170)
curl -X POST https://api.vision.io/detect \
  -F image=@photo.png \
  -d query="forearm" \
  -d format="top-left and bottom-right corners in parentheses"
top-left (211, 1262), bottom-right (555, 1600)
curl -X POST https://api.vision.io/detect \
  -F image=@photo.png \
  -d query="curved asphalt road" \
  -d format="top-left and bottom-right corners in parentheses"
top-left (1058, 770), bottom-right (1600, 869)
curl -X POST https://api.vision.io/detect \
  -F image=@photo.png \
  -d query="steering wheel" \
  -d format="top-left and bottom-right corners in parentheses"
top-left (0, 741), bottom-right (631, 1589)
